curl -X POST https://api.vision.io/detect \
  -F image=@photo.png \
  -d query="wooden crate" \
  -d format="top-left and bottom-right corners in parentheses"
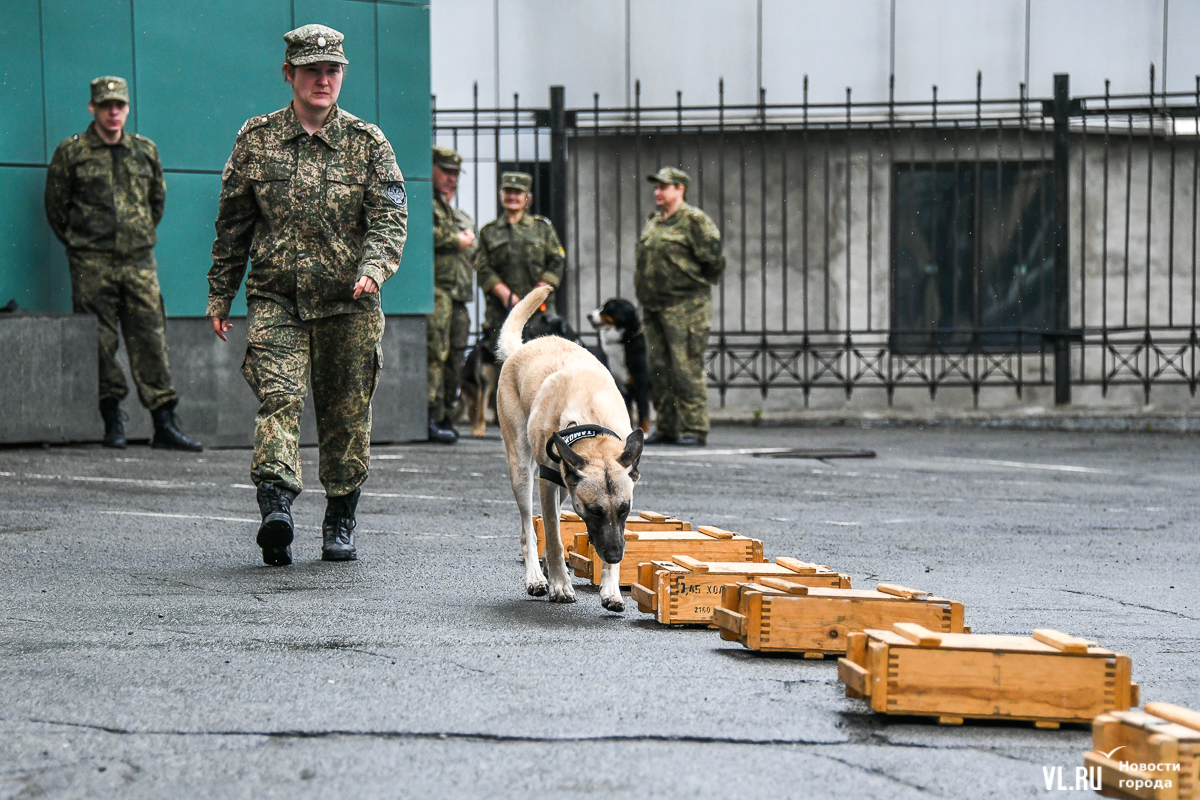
top-left (533, 510), bottom-right (690, 558)
top-left (630, 556), bottom-right (850, 626)
top-left (1085, 703), bottom-right (1200, 799)
top-left (714, 581), bottom-right (964, 658)
top-left (567, 526), bottom-right (763, 587)
top-left (837, 625), bottom-right (1139, 728)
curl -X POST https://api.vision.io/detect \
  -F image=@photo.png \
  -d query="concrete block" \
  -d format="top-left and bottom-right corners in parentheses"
top-left (0, 315), bottom-right (99, 444)
top-left (152, 315), bottom-right (428, 449)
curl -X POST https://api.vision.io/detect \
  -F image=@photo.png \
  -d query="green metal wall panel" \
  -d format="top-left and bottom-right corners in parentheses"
top-left (4, 0), bottom-right (430, 317)
top-left (378, 3), bottom-right (431, 181)
top-left (41, 0), bottom-right (134, 151)
top-left (133, 0), bottom-right (292, 171)
top-left (0, 0), bottom-right (46, 164)
top-left (382, 178), bottom-right (433, 314)
top-left (0, 167), bottom-right (54, 310)
top-left (155, 172), bottom-right (244, 317)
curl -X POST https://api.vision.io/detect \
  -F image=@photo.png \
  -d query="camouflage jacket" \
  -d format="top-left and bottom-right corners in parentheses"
top-left (433, 194), bottom-right (476, 302)
top-left (44, 123), bottom-right (165, 254)
top-left (207, 103), bottom-right (408, 320)
top-left (476, 213), bottom-right (565, 325)
top-left (634, 202), bottom-right (725, 310)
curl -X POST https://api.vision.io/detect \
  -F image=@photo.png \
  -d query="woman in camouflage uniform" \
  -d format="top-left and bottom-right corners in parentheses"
top-left (207, 24), bottom-right (407, 566)
top-left (635, 168), bottom-right (724, 447)
top-left (475, 171), bottom-right (566, 350)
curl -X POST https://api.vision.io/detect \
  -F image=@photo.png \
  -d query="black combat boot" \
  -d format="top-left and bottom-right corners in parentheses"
top-left (428, 413), bottom-right (457, 444)
top-left (256, 482), bottom-right (297, 566)
top-left (321, 489), bottom-right (360, 562)
top-left (99, 398), bottom-right (127, 449)
top-left (150, 399), bottom-right (204, 452)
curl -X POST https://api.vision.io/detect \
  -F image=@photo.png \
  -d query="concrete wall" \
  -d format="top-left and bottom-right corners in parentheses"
top-left (0, 314), bottom-right (426, 447)
top-left (432, 0), bottom-right (1200, 109)
top-left (0, 315), bottom-right (98, 443)
top-left (567, 125), bottom-right (1200, 414)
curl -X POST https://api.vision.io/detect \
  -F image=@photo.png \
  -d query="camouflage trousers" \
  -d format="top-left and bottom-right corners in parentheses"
top-left (426, 288), bottom-right (470, 421)
top-left (643, 295), bottom-right (712, 438)
top-left (67, 248), bottom-right (176, 410)
top-left (242, 297), bottom-right (383, 498)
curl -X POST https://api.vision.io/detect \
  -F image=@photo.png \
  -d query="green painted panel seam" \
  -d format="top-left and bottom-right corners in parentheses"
top-left (344, 0), bottom-right (429, 7)
top-left (129, 0), bottom-right (138, 132)
top-left (38, 0), bottom-right (47, 162)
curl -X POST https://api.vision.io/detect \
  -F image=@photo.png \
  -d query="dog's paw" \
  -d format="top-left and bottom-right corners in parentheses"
top-left (600, 595), bottom-right (625, 613)
top-left (526, 579), bottom-right (549, 597)
top-left (548, 583), bottom-right (576, 603)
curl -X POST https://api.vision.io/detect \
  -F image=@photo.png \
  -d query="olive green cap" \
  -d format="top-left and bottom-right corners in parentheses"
top-left (90, 76), bottom-right (130, 105)
top-left (284, 24), bottom-right (349, 66)
top-left (500, 172), bottom-right (532, 192)
top-left (433, 145), bottom-right (463, 171)
top-left (647, 166), bottom-right (690, 189)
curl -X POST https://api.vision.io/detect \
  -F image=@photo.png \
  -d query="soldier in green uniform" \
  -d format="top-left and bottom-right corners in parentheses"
top-left (208, 25), bottom-right (407, 566)
top-left (634, 167), bottom-right (725, 446)
top-left (427, 146), bottom-right (475, 444)
top-left (475, 171), bottom-right (565, 348)
top-left (44, 76), bottom-right (202, 452)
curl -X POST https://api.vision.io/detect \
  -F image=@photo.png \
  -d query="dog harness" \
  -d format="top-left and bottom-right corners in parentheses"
top-left (539, 423), bottom-right (623, 487)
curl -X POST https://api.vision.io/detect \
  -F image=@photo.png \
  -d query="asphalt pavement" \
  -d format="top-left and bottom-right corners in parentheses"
top-left (2, 425), bottom-right (1198, 799)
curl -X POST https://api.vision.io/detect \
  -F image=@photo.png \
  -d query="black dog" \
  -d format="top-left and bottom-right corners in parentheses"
top-left (459, 310), bottom-right (582, 437)
top-left (587, 298), bottom-right (651, 433)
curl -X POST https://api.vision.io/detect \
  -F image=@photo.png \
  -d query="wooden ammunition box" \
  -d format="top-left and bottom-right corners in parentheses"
top-left (567, 526), bottom-right (763, 587)
top-left (714, 581), bottom-right (964, 658)
top-left (533, 510), bottom-right (690, 558)
top-left (1086, 703), bottom-right (1200, 799)
top-left (837, 625), bottom-right (1139, 728)
top-left (630, 556), bottom-right (850, 626)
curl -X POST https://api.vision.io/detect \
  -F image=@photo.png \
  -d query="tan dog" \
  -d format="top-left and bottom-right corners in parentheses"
top-left (496, 285), bottom-right (644, 611)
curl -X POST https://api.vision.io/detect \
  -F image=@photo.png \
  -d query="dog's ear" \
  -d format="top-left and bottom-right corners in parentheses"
top-left (618, 429), bottom-right (643, 480)
top-left (551, 432), bottom-right (587, 479)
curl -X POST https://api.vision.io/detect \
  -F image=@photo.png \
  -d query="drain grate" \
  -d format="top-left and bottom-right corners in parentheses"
top-left (752, 448), bottom-right (876, 460)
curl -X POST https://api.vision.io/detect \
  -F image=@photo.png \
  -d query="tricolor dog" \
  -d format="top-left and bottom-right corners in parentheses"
top-left (587, 298), bottom-right (651, 434)
top-left (496, 285), bottom-right (644, 611)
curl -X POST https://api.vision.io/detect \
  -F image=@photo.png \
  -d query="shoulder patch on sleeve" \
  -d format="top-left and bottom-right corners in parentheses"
top-left (385, 182), bottom-right (407, 209)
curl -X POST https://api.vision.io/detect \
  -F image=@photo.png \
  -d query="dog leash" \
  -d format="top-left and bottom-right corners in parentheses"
top-left (539, 422), bottom-right (623, 487)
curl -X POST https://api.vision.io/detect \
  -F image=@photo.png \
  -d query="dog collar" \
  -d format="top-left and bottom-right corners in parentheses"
top-left (539, 423), bottom-right (623, 487)
top-left (622, 324), bottom-right (644, 344)
top-left (544, 423), bottom-right (623, 463)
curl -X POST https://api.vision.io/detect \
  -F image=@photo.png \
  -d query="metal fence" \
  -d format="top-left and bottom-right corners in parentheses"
top-left (432, 72), bottom-right (1200, 406)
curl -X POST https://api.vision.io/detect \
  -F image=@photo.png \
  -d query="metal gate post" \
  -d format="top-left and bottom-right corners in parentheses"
top-left (1052, 73), bottom-right (1072, 405)
top-left (548, 86), bottom-right (569, 322)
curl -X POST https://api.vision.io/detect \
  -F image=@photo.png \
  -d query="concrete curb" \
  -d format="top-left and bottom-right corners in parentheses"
top-left (710, 408), bottom-right (1200, 433)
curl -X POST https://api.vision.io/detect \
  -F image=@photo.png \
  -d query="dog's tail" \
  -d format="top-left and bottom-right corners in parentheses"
top-left (496, 284), bottom-right (553, 362)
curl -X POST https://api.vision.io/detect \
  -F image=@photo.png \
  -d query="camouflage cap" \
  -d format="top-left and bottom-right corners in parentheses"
top-left (90, 76), bottom-right (130, 105)
top-left (647, 166), bottom-right (690, 189)
top-left (433, 145), bottom-right (463, 171)
top-left (500, 172), bottom-right (532, 192)
top-left (284, 24), bottom-right (349, 66)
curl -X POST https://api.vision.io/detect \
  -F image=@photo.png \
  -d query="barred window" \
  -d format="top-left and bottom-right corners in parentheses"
top-left (891, 162), bottom-right (1055, 352)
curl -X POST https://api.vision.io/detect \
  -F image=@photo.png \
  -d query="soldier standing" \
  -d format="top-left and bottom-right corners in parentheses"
top-left (427, 146), bottom-right (475, 444)
top-left (208, 25), bottom-right (407, 566)
top-left (634, 167), bottom-right (725, 447)
top-left (475, 171), bottom-right (565, 349)
top-left (44, 76), bottom-right (202, 452)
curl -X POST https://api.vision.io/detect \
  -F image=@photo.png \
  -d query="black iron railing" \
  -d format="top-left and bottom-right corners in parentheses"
top-left (432, 71), bottom-right (1200, 406)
